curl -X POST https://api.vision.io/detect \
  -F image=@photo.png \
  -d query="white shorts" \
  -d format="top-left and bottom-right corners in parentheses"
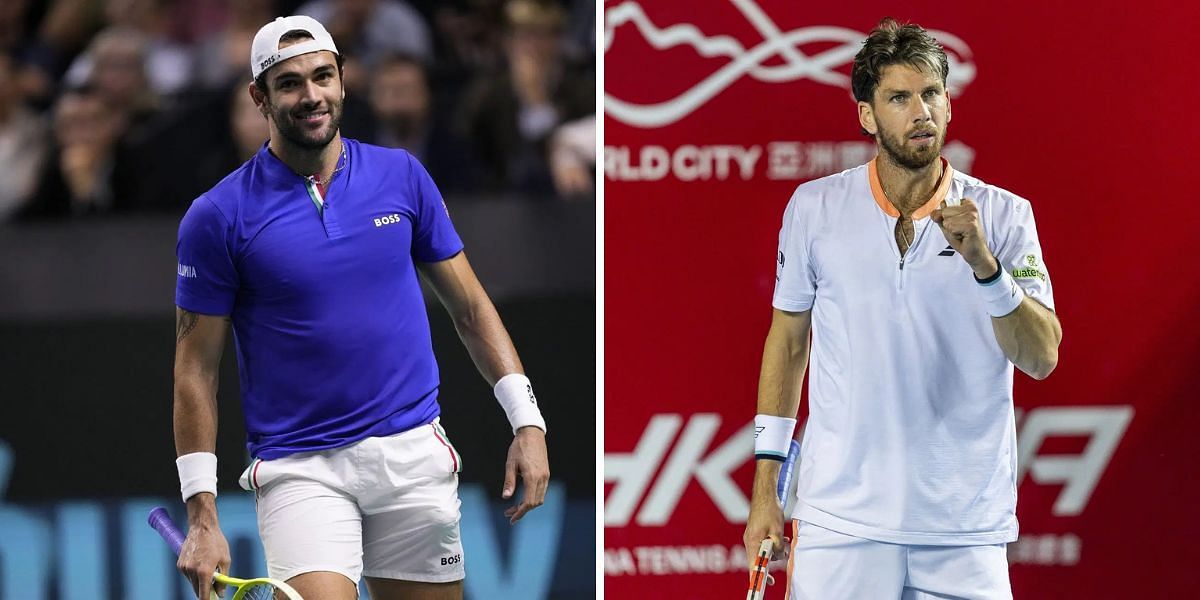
top-left (785, 520), bottom-right (1012, 600)
top-left (238, 418), bottom-right (465, 584)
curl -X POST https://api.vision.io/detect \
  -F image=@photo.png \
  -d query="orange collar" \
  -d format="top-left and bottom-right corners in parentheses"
top-left (868, 157), bottom-right (954, 219)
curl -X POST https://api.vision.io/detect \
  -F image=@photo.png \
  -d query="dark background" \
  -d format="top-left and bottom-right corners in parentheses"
top-left (0, 199), bottom-right (595, 600)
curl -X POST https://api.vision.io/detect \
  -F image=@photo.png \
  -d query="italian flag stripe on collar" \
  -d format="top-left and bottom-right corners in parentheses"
top-left (305, 178), bottom-right (324, 214)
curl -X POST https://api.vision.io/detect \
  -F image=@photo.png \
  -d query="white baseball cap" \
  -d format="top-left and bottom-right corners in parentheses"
top-left (250, 15), bottom-right (340, 81)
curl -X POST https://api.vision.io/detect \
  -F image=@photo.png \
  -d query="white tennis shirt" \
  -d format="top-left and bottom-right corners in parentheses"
top-left (773, 158), bottom-right (1054, 545)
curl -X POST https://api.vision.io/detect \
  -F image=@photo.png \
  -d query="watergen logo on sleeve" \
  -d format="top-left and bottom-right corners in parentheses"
top-left (1012, 254), bottom-right (1046, 282)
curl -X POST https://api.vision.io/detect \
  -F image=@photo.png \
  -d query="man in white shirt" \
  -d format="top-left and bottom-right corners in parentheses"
top-left (744, 18), bottom-right (1062, 600)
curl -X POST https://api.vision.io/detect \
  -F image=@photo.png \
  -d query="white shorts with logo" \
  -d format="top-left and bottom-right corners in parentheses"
top-left (238, 418), bottom-right (465, 584)
top-left (785, 520), bottom-right (1012, 600)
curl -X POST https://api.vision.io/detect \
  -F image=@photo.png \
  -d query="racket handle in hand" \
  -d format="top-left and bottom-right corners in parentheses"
top-left (746, 537), bottom-right (774, 600)
top-left (148, 507), bottom-right (222, 600)
top-left (148, 506), bottom-right (186, 555)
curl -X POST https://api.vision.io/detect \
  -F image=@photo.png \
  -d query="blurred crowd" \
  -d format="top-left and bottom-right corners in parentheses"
top-left (0, 0), bottom-right (596, 222)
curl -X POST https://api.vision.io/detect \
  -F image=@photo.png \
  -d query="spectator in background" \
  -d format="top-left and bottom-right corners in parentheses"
top-left (368, 54), bottom-right (476, 191)
top-left (62, 0), bottom-right (195, 98)
top-left (20, 88), bottom-right (131, 219)
top-left (548, 114), bottom-right (593, 200)
top-left (460, 0), bottom-right (593, 195)
top-left (229, 82), bottom-right (270, 162)
top-left (296, 0), bottom-right (433, 93)
top-left (0, 0), bottom-right (44, 82)
top-left (194, 0), bottom-right (276, 90)
top-left (429, 0), bottom-right (506, 76)
top-left (0, 0), bottom-right (31, 52)
top-left (0, 51), bottom-right (50, 221)
top-left (564, 0), bottom-right (593, 64)
top-left (141, 82), bottom-right (271, 215)
top-left (23, 0), bottom-right (96, 105)
top-left (82, 28), bottom-right (158, 125)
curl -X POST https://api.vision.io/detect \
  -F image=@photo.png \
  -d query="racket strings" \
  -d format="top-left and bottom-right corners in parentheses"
top-left (240, 583), bottom-right (282, 600)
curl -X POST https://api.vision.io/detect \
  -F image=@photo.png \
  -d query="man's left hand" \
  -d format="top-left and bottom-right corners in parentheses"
top-left (931, 198), bottom-right (998, 278)
top-left (502, 426), bottom-right (550, 524)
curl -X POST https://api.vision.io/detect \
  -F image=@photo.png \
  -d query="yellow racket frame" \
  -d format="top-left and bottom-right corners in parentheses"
top-left (211, 572), bottom-right (305, 600)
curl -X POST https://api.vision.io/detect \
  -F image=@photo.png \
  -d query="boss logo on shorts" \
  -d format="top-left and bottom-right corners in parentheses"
top-left (440, 554), bottom-right (462, 566)
top-left (374, 213), bottom-right (402, 227)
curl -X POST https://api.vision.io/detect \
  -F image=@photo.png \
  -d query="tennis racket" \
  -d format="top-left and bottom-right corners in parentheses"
top-left (147, 506), bottom-right (305, 600)
top-left (746, 438), bottom-right (801, 600)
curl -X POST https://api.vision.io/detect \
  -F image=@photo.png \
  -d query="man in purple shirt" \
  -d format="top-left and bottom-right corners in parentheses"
top-left (172, 16), bottom-right (549, 600)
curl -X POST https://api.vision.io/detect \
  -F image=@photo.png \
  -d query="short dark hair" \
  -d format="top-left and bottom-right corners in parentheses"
top-left (851, 18), bottom-right (948, 104)
top-left (253, 29), bottom-right (345, 98)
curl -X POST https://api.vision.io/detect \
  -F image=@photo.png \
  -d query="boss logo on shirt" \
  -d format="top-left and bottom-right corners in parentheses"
top-left (374, 214), bottom-right (402, 227)
top-left (440, 554), bottom-right (462, 566)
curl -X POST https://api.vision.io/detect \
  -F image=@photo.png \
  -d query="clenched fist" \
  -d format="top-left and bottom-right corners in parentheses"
top-left (931, 198), bottom-right (999, 279)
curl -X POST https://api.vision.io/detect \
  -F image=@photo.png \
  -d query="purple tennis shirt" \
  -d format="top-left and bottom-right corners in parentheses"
top-left (175, 139), bottom-right (463, 459)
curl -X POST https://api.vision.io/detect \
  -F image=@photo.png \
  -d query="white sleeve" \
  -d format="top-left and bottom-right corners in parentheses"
top-left (772, 192), bottom-right (817, 312)
top-left (992, 196), bottom-right (1055, 311)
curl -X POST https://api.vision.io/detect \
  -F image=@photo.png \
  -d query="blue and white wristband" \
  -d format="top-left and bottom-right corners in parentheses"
top-left (754, 414), bottom-right (796, 462)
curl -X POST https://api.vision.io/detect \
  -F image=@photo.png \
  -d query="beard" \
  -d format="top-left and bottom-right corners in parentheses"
top-left (270, 97), bottom-right (344, 150)
top-left (877, 121), bottom-right (944, 170)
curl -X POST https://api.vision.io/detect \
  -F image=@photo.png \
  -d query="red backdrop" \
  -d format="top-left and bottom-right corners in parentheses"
top-left (602, 1), bottom-right (1200, 598)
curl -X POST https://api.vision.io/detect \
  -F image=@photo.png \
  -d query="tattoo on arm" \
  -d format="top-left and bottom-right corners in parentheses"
top-left (176, 310), bottom-right (199, 343)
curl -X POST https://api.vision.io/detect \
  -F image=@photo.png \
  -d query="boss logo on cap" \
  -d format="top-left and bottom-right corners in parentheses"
top-left (260, 55), bottom-right (279, 70)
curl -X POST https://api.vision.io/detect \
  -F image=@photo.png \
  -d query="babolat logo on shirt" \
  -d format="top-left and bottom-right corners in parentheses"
top-left (177, 264), bottom-right (197, 278)
top-left (374, 213), bottom-right (402, 227)
top-left (1012, 254), bottom-right (1046, 282)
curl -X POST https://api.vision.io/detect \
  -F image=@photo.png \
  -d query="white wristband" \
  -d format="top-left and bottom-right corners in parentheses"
top-left (176, 452), bottom-right (218, 503)
top-left (494, 373), bottom-right (546, 434)
top-left (976, 265), bottom-right (1025, 317)
top-left (754, 414), bottom-right (796, 461)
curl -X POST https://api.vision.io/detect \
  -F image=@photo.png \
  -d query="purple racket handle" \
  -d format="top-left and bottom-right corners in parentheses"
top-left (148, 506), bottom-right (186, 556)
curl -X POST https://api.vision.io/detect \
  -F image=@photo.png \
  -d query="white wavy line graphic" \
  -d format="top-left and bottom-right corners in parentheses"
top-left (604, 1), bottom-right (976, 128)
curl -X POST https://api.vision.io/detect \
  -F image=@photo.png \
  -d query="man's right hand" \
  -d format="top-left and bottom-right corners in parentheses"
top-left (178, 494), bottom-right (231, 600)
top-left (743, 491), bottom-right (786, 574)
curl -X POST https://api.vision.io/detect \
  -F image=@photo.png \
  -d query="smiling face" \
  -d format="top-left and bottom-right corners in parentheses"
top-left (250, 47), bottom-right (344, 151)
top-left (858, 63), bottom-right (951, 170)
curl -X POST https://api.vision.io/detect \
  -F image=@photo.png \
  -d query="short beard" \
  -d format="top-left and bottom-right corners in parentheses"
top-left (877, 123), bottom-right (943, 170)
top-left (269, 98), bottom-right (344, 151)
